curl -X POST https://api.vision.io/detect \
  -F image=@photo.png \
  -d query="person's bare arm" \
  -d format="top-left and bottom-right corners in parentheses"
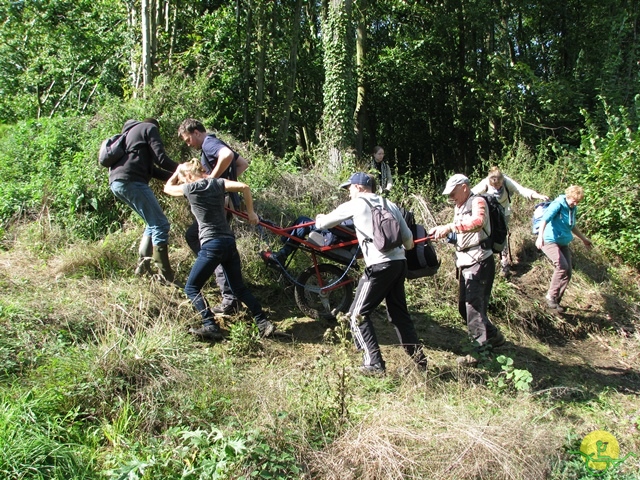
top-left (235, 155), bottom-right (249, 176)
top-left (224, 179), bottom-right (258, 225)
top-left (572, 226), bottom-right (593, 249)
top-left (207, 147), bottom-right (234, 178)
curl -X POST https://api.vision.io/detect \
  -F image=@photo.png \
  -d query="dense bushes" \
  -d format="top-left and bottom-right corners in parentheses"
top-left (0, 94), bottom-right (639, 269)
top-left (0, 117), bottom-right (125, 241)
top-left (572, 102), bottom-right (640, 268)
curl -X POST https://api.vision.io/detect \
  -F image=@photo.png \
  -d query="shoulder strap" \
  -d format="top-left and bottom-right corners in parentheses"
top-left (355, 197), bottom-right (374, 242)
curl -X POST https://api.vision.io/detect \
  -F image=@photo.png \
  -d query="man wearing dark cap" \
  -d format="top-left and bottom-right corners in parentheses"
top-left (429, 174), bottom-right (505, 366)
top-left (315, 172), bottom-right (428, 375)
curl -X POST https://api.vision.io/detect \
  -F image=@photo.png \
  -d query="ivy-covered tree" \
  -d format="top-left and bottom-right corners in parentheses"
top-left (321, 0), bottom-right (356, 172)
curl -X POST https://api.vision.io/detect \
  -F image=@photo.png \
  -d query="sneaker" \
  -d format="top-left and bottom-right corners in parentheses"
top-left (456, 354), bottom-right (479, 367)
top-left (500, 265), bottom-right (511, 278)
top-left (212, 302), bottom-right (240, 316)
top-left (257, 319), bottom-right (276, 338)
top-left (189, 324), bottom-right (223, 341)
top-left (486, 331), bottom-right (506, 348)
top-left (360, 362), bottom-right (386, 376)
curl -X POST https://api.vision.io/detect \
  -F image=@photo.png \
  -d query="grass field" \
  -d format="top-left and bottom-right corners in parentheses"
top-left (0, 170), bottom-right (638, 479)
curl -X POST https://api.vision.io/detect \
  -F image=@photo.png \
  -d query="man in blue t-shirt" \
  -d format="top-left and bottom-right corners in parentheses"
top-left (178, 118), bottom-right (249, 316)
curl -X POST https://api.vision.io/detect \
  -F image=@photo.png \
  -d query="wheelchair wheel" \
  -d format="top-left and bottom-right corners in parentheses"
top-left (294, 264), bottom-right (353, 319)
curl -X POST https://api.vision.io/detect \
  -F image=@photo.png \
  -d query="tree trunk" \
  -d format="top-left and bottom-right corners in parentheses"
top-left (141, 0), bottom-right (153, 90)
top-left (354, 0), bottom-right (368, 159)
top-left (277, 0), bottom-right (303, 156)
top-left (321, 0), bottom-right (355, 173)
top-left (253, 3), bottom-right (268, 146)
top-left (128, 3), bottom-right (140, 95)
top-left (241, 0), bottom-right (253, 140)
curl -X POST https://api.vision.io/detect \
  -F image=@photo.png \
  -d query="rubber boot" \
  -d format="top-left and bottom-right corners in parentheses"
top-left (152, 243), bottom-right (176, 283)
top-left (134, 235), bottom-right (153, 276)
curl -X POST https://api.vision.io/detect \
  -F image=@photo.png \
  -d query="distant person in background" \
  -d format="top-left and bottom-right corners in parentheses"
top-left (164, 159), bottom-right (275, 340)
top-left (369, 146), bottom-right (393, 194)
top-left (178, 118), bottom-right (250, 316)
top-left (472, 166), bottom-right (549, 276)
top-left (108, 118), bottom-right (180, 284)
top-left (535, 185), bottom-right (592, 313)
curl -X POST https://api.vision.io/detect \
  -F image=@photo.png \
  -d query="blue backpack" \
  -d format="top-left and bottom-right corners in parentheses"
top-left (531, 202), bottom-right (551, 235)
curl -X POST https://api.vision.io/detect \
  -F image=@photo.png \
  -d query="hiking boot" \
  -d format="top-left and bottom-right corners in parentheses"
top-left (486, 331), bottom-right (506, 348)
top-left (411, 351), bottom-right (429, 371)
top-left (545, 295), bottom-right (566, 313)
top-left (212, 302), bottom-right (240, 316)
top-left (414, 357), bottom-right (428, 371)
top-left (456, 354), bottom-right (479, 367)
top-left (189, 324), bottom-right (223, 341)
top-left (360, 362), bottom-right (386, 376)
top-left (257, 319), bottom-right (276, 338)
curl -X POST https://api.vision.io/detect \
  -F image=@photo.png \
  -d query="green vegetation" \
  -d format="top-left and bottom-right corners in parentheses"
top-left (2, 1), bottom-right (639, 476)
top-left (0, 115), bottom-right (638, 478)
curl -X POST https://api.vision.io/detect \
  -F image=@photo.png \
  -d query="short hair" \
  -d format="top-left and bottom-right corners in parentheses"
top-left (143, 117), bottom-right (159, 127)
top-left (365, 173), bottom-right (376, 192)
top-left (373, 145), bottom-right (384, 155)
top-left (565, 185), bottom-right (584, 202)
top-left (177, 158), bottom-right (204, 182)
top-left (178, 118), bottom-right (206, 137)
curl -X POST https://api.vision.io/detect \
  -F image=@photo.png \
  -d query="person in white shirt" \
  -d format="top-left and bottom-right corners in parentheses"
top-left (472, 166), bottom-right (549, 276)
top-left (315, 172), bottom-right (427, 375)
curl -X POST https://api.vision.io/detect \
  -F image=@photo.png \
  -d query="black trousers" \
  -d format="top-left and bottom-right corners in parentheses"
top-left (349, 260), bottom-right (423, 367)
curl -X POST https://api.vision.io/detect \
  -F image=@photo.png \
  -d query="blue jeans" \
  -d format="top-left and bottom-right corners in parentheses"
top-left (185, 219), bottom-right (238, 306)
top-left (110, 181), bottom-right (170, 245)
top-left (184, 236), bottom-right (265, 325)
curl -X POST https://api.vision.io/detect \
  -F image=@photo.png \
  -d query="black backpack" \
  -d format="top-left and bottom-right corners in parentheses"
top-left (476, 194), bottom-right (508, 254)
top-left (402, 209), bottom-right (440, 278)
top-left (98, 124), bottom-right (136, 168)
top-left (359, 197), bottom-right (403, 252)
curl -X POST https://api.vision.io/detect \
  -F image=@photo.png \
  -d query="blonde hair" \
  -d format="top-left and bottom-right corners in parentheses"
top-left (177, 158), bottom-right (204, 182)
top-left (488, 166), bottom-right (503, 180)
top-left (565, 185), bottom-right (584, 202)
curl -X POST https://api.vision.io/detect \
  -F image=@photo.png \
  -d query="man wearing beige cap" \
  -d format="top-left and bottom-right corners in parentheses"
top-left (429, 174), bottom-right (505, 366)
